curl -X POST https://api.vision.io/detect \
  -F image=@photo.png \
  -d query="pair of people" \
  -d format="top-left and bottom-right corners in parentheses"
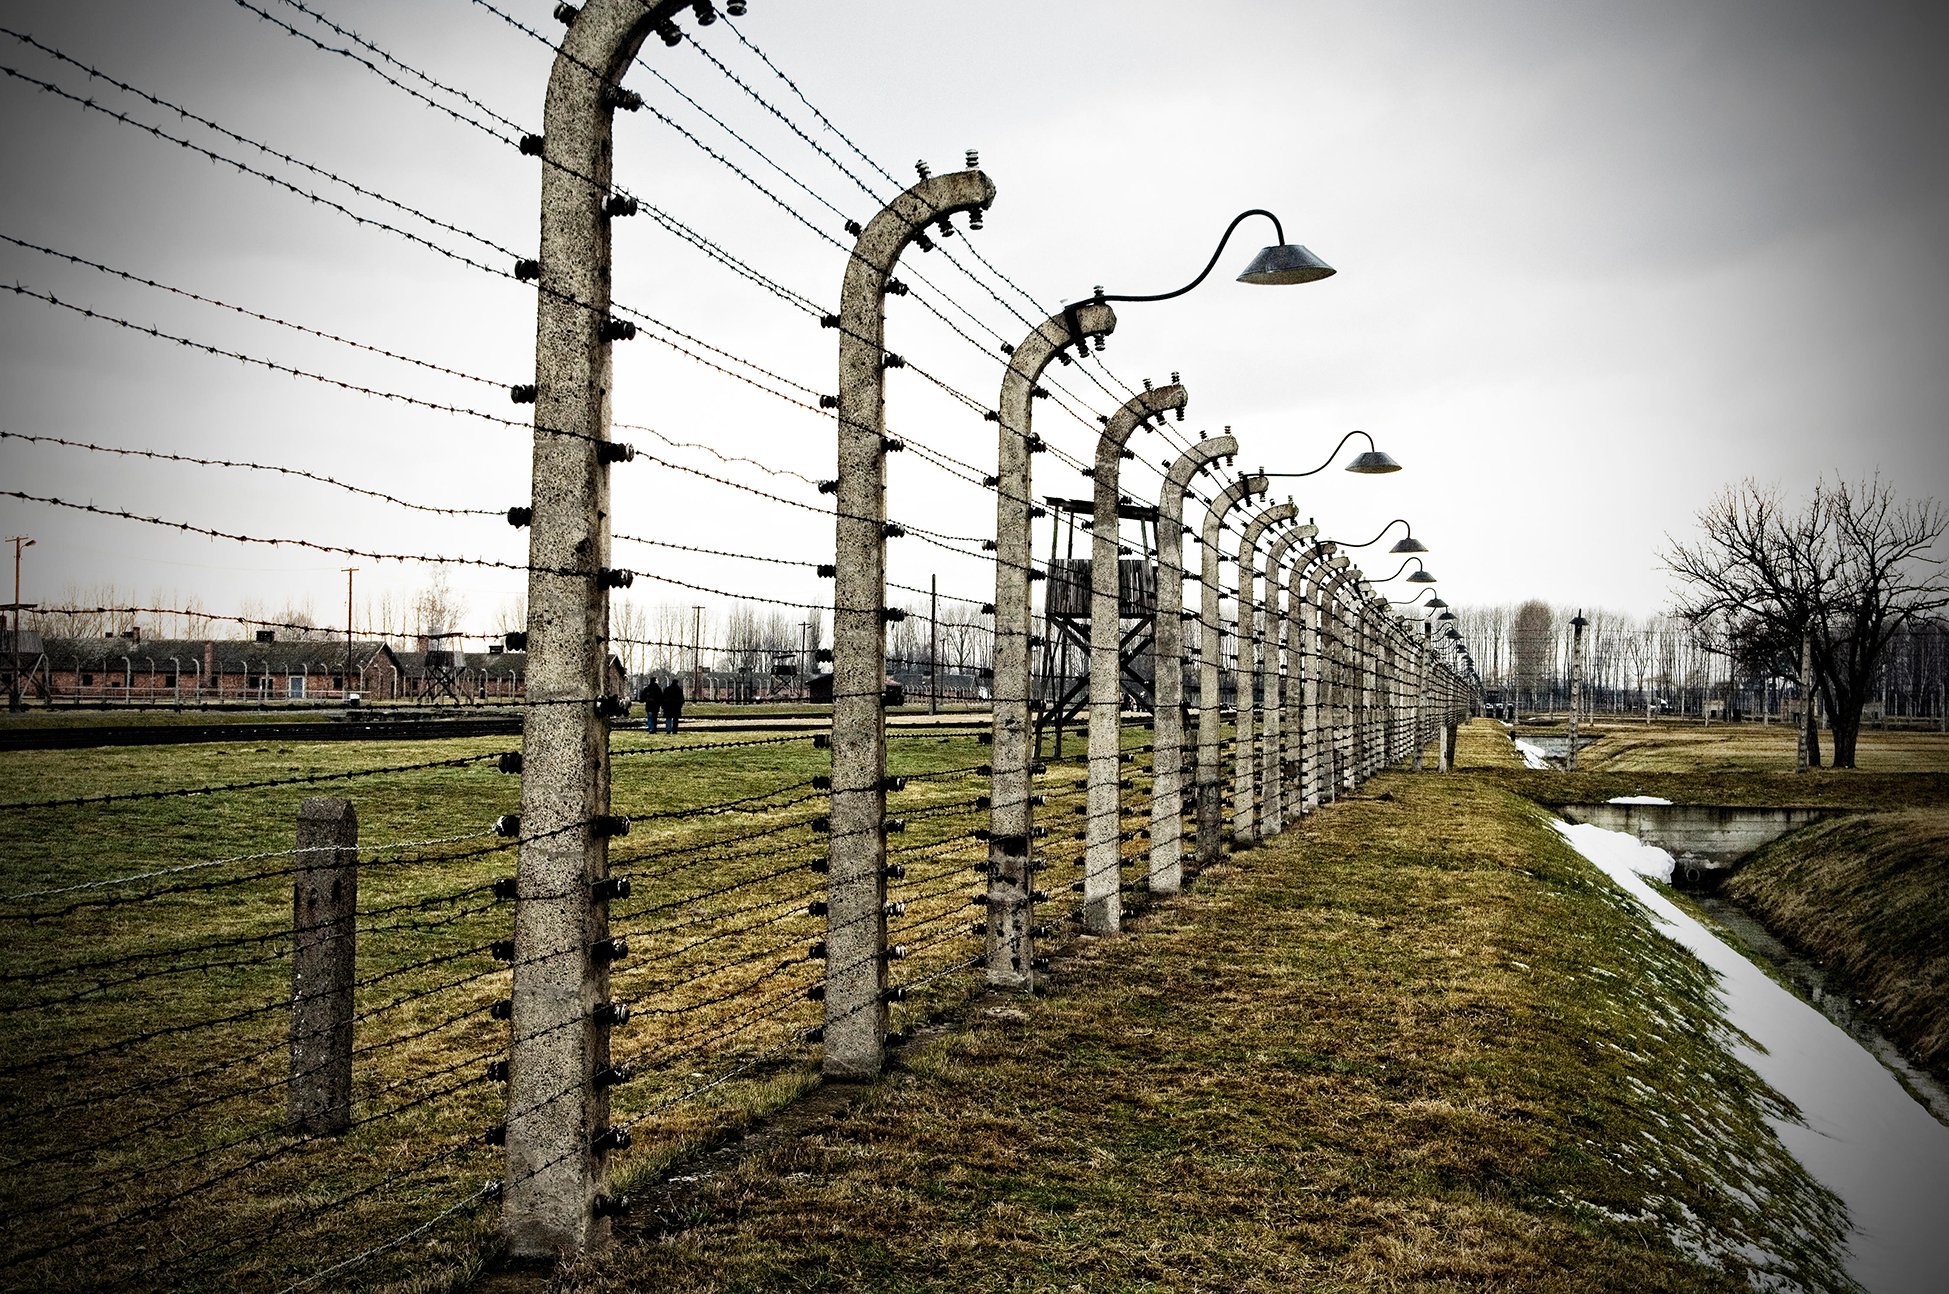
top-left (638, 677), bottom-right (685, 734)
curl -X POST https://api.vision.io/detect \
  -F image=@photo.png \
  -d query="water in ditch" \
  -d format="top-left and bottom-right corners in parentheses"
top-left (1553, 820), bottom-right (1949, 1294)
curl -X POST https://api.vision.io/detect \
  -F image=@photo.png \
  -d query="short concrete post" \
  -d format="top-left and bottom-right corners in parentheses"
top-left (831, 164), bottom-right (996, 1069)
top-left (1086, 383), bottom-right (1189, 932)
top-left (1232, 502), bottom-right (1294, 845)
top-left (1195, 475), bottom-right (1268, 863)
top-left (989, 303), bottom-right (1114, 987)
top-left (289, 797), bottom-right (357, 1136)
top-left (1150, 434), bottom-right (1238, 894)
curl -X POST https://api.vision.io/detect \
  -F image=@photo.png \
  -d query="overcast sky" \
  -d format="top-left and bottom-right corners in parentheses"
top-left (2, 0), bottom-right (1944, 643)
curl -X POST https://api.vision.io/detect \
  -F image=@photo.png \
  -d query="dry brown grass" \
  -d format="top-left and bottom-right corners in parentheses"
top-left (544, 721), bottom-right (1850, 1294)
top-left (1724, 809), bottom-right (1949, 1073)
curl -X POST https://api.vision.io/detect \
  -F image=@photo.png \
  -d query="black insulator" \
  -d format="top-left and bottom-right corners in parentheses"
top-left (498, 752), bottom-right (523, 775)
top-left (593, 876), bottom-right (630, 900)
top-left (844, 219), bottom-right (863, 236)
top-left (883, 522), bottom-right (906, 538)
top-left (1070, 881), bottom-right (1085, 892)
top-left (820, 313), bottom-right (839, 328)
top-left (807, 900), bottom-right (828, 916)
top-left (1026, 434), bottom-right (1046, 453)
top-left (969, 206), bottom-right (984, 231)
top-left (726, 0), bottom-right (745, 13)
top-left (882, 775), bottom-right (907, 791)
top-left (999, 342), bottom-right (1015, 355)
top-left (883, 864), bottom-right (906, 879)
top-left (810, 816), bottom-right (831, 833)
top-left (1081, 468), bottom-right (1096, 479)
top-left (490, 998), bottom-right (514, 1020)
top-left (977, 732), bottom-right (993, 744)
top-left (979, 602), bottom-right (995, 615)
top-left (592, 1127), bottom-right (631, 1152)
top-left (591, 936), bottom-right (628, 963)
top-left (493, 877), bottom-right (519, 901)
top-left (515, 258), bottom-right (541, 280)
top-left (601, 85), bottom-right (642, 112)
top-left (885, 985), bottom-right (912, 1002)
top-left (603, 193), bottom-right (638, 217)
top-left (597, 441), bottom-right (635, 464)
top-left (809, 858), bottom-right (828, 873)
top-left (552, 3), bottom-right (578, 22)
top-left (493, 815), bottom-right (521, 838)
top-left (883, 819), bottom-right (906, 834)
top-left (594, 1063), bottom-right (632, 1088)
top-left (1031, 827), bottom-right (1048, 838)
top-left (884, 278), bottom-right (908, 297)
top-left (811, 775), bottom-right (832, 790)
top-left (594, 1192), bottom-right (631, 1217)
top-left (1028, 635), bottom-right (1045, 647)
top-left (485, 1123), bottom-right (508, 1145)
top-left (487, 1060), bottom-right (509, 1082)
top-left (594, 696), bottom-right (629, 719)
top-left (599, 318), bottom-right (636, 342)
top-left (813, 732), bottom-right (831, 747)
top-left (979, 667), bottom-right (995, 680)
top-left (879, 608), bottom-right (907, 624)
top-left (936, 215), bottom-right (956, 239)
top-left (1030, 506), bottom-right (1048, 518)
top-left (597, 568), bottom-right (633, 589)
top-left (914, 158), bottom-right (932, 180)
top-left (519, 134), bottom-right (545, 156)
top-left (510, 384), bottom-right (537, 404)
top-left (1030, 956), bottom-right (1051, 971)
top-left (1055, 351), bottom-right (1072, 366)
top-left (881, 436), bottom-right (905, 452)
top-left (691, 0), bottom-right (716, 25)
top-left (969, 894), bottom-right (990, 907)
top-left (816, 479), bottom-right (839, 495)
top-left (974, 795), bottom-right (992, 809)
top-left (913, 231), bottom-right (934, 252)
top-left (806, 984), bottom-right (825, 1001)
top-left (819, 394), bottom-right (839, 409)
top-left (505, 504), bottom-right (533, 529)
top-left (884, 945), bottom-right (909, 961)
top-left (885, 1030), bottom-right (912, 1046)
top-left (591, 815), bottom-right (631, 839)
top-left (975, 763), bottom-right (992, 776)
top-left (1027, 570), bottom-right (1046, 582)
top-left (504, 632), bottom-right (528, 651)
top-left (983, 410), bottom-right (1000, 423)
top-left (1031, 762), bottom-right (1047, 774)
top-left (1028, 794), bottom-right (1045, 806)
top-left (803, 1026), bottom-right (825, 1042)
top-left (1030, 386), bottom-right (1049, 399)
top-left (655, 19), bottom-right (681, 44)
top-left (807, 941), bottom-right (827, 960)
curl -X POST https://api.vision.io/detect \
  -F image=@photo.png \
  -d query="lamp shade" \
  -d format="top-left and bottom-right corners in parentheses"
top-left (1406, 568), bottom-right (1437, 584)
top-left (1388, 536), bottom-right (1429, 553)
top-left (1426, 596), bottom-right (1448, 608)
top-left (1344, 450), bottom-right (1401, 474)
top-left (1236, 244), bottom-right (1336, 286)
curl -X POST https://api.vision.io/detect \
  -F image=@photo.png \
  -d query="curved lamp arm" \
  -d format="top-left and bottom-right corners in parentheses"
top-left (1092, 209), bottom-right (1287, 306)
top-left (1260, 430), bottom-right (1395, 478)
top-left (1371, 557), bottom-right (1435, 584)
top-left (1328, 518), bottom-right (1424, 551)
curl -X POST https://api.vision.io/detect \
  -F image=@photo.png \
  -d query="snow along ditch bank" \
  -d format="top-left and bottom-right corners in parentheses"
top-left (1552, 819), bottom-right (1949, 1294)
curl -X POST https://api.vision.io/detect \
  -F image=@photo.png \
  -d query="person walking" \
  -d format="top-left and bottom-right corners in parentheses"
top-left (638, 676), bottom-right (662, 734)
top-left (661, 677), bottom-right (684, 734)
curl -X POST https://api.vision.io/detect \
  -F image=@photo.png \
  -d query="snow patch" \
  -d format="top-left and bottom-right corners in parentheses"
top-left (1608, 795), bottom-right (1674, 805)
top-left (1513, 738), bottom-right (1550, 769)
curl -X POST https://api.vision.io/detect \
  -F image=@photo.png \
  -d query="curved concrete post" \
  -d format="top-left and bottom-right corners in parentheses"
top-left (1354, 584), bottom-right (1379, 784)
top-left (1282, 544), bottom-right (1332, 820)
top-left (1231, 502), bottom-right (1296, 844)
top-left (1196, 474), bottom-right (1268, 864)
top-left (1149, 434), bottom-right (1238, 895)
top-left (988, 302), bottom-right (1114, 990)
top-left (830, 165), bottom-right (996, 1077)
top-left (1322, 567), bottom-right (1362, 798)
top-left (1258, 521), bottom-right (1316, 835)
top-left (1086, 383), bottom-right (1189, 933)
top-left (1300, 552), bottom-right (1347, 812)
top-left (509, 0), bottom-right (686, 1257)
top-left (1412, 617), bottom-right (1431, 771)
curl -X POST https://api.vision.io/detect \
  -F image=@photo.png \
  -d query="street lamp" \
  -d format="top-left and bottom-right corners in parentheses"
top-left (1060, 208), bottom-right (1334, 358)
top-left (1334, 518), bottom-right (1428, 553)
top-left (1374, 557), bottom-right (1438, 584)
top-left (1260, 429), bottom-right (1403, 478)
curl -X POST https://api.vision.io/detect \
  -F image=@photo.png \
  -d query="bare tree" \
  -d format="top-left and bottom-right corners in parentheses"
top-left (1664, 477), bottom-right (1948, 767)
top-left (1510, 600), bottom-right (1555, 710)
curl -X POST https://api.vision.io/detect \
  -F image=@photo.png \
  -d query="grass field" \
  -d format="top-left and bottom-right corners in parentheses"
top-left (0, 718), bottom-right (1172, 1292)
top-left (546, 720), bottom-right (1856, 1294)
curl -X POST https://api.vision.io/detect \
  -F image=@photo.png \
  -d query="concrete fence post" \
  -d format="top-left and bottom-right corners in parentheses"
top-left (289, 797), bottom-right (357, 1136)
top-left (1301, 552), bottom-right (1345, 811)
top-left (506, 0), bottom-right (696, 1256)
top-left (1258, 522), bottom-right (1314, 835)
top-left (1086, 384), bottom-right (1189, 933)
top-left (1196, 474), bottom-right (1269, 864)
top-left (1283, 543), bottom-right (1326, 821)
top-left (830, 163), bottom-right (996, 1074)
top-left (989, 303), bottom-right (1114, 988)
top-left (1412, 620), bottom-right (1430, 772)
top-left (1231, 502), bottom-right (1295, 846)
top-left (1149, 434), bottom-right (1238, 895)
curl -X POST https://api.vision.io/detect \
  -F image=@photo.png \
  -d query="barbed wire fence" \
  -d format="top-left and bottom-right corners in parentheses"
top-left (0, 1), bottom-right (1476, 1288)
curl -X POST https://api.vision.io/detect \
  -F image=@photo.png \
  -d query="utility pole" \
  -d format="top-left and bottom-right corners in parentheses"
top-left (503, 0), bottom-right (703, 1261)
top-left (826, 159), bottom-right (995, 1078)
top-left (1567, 611), bottom-right (1587, 770)
top-left (5, 535), bottom-right (32, 711)
top-left (342, 567), bottom-right (358, 703)
top-left (692, 605), bottom-right (704, 699)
